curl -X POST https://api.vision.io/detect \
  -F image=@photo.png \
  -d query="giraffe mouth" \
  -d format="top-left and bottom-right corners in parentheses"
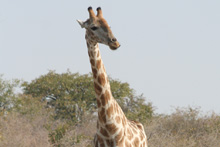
top-left (109, 42), bottom-right (120, 50)
top-left (110, 46), bottom-right (119, 50)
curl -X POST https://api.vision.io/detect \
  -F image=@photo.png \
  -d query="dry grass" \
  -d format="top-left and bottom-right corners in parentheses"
top-left (58, 114), bottom-right (97, 147)
top-left (0, 95), bottom-right (52, 147)
top-left (0, 113), bottom-right (51, 147)
top-left (1, 100), bottom-right (220, 147)
top-left (145, 107), bottom-right (220, 147)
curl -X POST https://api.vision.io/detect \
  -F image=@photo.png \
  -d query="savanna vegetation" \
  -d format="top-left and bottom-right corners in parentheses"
top-left (0, 72), bottom-right (220, 147)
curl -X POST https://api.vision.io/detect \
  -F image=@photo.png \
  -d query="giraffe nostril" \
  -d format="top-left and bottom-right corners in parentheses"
top-left (111, 38), bottom-right (117, 42)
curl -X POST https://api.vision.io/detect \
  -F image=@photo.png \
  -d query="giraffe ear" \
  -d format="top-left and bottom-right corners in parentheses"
top-left (77, 20), bottom-right (85, 28)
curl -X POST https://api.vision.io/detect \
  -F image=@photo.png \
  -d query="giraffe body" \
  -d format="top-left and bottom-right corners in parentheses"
top-left (77, 7), bottom-right (148, 147)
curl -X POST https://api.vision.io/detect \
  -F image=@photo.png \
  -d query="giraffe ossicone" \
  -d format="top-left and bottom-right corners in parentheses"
top-left (77, 7), bottom-right (148, 147)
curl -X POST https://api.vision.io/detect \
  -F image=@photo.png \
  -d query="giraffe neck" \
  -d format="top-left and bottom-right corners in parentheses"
top-left (85, 31), bottom-right (127, 139)
top-left (86, 39), bottom-right (115, 114)
top-left (86, 35), bottom-right (112, 107)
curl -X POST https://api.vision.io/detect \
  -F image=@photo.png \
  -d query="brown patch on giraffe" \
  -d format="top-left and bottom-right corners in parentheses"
top-left (143, 142), bottom-right (146, 147)
top-left (137, 124), bottom-right (143, 130)
top-left (100, 107), bottom-right (105, 117)
top-left (133, 129), bottom-right (138, 135)
top-left (105, 90), bottom-right (111, 99)
top-left (106, 139), bottom-right (114, 146)
top-left (100, 95), bottom-right (106, 106)
top-left (115, 116), bottom-right (121, 124)
top-left (96, 59), bottom-right (102, 69)
top-left (92, 68), bottom-right (97, 79)
top-left (97, 99), bottom-right (101, 108)
top-left (105, 123), bottom-right (117, 134)
top-left (90, 59), bottom-right (95, 67)
top-left (106, 103), bottom-right (114, 118)
top-left (98, 115), bottom-right (104, 124)
top-left (90, 51), bottom-right (94, 58)
top-left (127, 128), bottom-right (133, 140)
top-left (122, 116), bottom-right (127, 126)
top-left (115, 130), bottom-right (124, 146)
top-left (86, 42), bottom-right (90, 48)
top-left (100, 90), bottom-right (111, 106)
top-left (94, 82), bottom-right (102, 95)
top-left (116, 138), bottom-right (125, 147)
top-left (117, 107), bottom-right (120, 114)
top-left (100, 127), bottom-right (109, 137)
top-left (125, 139), bottom-right (132, 147)
top-left (87, 40), bottom-right (91, 45)
top-left (97, 135), bottom-right (105, 147)
top-left (140, 131), bottom-right (144, 141)
top-left (98, 73), bottom-right (106, 87)
top-left (89, 30), bottom-right (94, 35)
top-left (130, 121), bottom-right (138, 131)
top-left (91, 36), bottom-right (95, 40)
top-left (114, 103), bottom-right (119, 114)
top-left (131, 126), bottom-right (138, 134)
top-left (133, 137), bottom-right (140, 147)
top-left (102, 64), bottom-right (106, 73)
top-left (98, 107), bottom-right (106, 124)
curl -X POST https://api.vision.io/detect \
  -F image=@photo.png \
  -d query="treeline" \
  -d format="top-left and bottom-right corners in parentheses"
top-left (0, 71), bottom-right (153, 146)
top-left (0, 72), bottom-right (220, 147)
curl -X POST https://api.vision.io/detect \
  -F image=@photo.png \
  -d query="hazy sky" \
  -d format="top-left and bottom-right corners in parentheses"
top-left (0, 0), bottom-right (220, 114)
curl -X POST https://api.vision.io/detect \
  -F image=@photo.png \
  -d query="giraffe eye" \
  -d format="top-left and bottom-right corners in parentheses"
top-left (91, 26), bottom-right (98, 31)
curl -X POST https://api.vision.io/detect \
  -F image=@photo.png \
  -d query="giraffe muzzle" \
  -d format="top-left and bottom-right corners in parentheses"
top-left (109, 41), bottom-right (120, 50)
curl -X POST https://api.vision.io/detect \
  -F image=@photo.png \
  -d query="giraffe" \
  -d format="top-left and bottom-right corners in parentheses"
top-left (77, 7), bottom-right (148, 147)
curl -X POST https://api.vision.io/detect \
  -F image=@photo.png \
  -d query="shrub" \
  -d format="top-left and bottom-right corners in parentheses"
top-left (146, 107), bottom-right (220, 147)
top-left (0, 75), bottom-right (20, 115)
top-left (22, 71), bottom-right (153, 123)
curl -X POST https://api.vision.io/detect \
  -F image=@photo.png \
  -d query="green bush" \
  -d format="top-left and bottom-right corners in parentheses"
top-left (22, 71), bottom-right (153, 123)
top-left (0, 75), bottom-right (20, 115)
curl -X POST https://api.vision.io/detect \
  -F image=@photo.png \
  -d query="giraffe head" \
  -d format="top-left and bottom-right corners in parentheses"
top-left (77, 7), bottom-right (120, 50)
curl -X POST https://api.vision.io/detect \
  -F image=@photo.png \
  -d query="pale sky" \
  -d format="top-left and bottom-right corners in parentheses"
top-left (0, 0), bottom-right (220, 114)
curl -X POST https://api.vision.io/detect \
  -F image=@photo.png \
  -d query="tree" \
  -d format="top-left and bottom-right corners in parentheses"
top-left (125, 94), bottom-right (153, 123)
top-left (0, 75), bottom-right (19, 114)
top-left (22, 71), bottom-right (153, 123)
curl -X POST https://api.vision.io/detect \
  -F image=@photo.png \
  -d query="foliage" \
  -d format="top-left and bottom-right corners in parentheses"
top-left (125, 95), bottom-right (154, 123)
top-left (1, 73), bottom-right (220, 146)
top-left (22, 71), bottom-right (153, 123)
top-left (0, 94), bottom-right (51, 147)
top-left (0, 75), bottom-right (20, 115)
top-left (110, 78), bottom-right (154, 123)
top-left (22, 71), bottom-right (95, 122)
top-left (13, 94), bottom-right (49, 119)
top-left (145, 107), bottom-right (220, 147)
top-left (0, 71), bottom-right (155, 145)
top-left (48, 123), bottom-right (69, 145)
top-left (2, 103), bottom-right (219, 147)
